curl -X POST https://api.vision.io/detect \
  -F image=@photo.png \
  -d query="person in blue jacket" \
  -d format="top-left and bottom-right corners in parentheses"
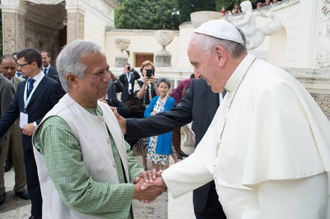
top-left (144, 77), bottom-right (175, 171)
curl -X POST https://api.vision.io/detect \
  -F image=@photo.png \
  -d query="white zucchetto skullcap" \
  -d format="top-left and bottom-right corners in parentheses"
top-left (195, 20), bottom-right (244, 45)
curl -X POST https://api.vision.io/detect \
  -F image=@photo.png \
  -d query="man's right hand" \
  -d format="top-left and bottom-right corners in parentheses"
top-left (110, 71), bottom-right (117, 81)
top-left (133, 177), bottom-right (167, 202)
top-left (123, 65), bottom-right (130, 74)
top-left (114, 110), bottom-right (127, 134)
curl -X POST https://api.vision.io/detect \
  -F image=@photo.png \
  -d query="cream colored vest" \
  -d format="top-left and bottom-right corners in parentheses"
top-left (33, 94), bottom-right (130, 219)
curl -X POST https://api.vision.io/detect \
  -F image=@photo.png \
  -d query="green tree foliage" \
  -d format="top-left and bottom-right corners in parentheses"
top-left (175, 0), bottom-right (216, 24)
top-left (115, 0), bottom-right (260, 30)
top-left (115, 0), bottom-right (179, 30)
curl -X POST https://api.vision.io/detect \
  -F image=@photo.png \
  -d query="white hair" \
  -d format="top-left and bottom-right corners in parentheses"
top-left (56, 40), bottom-right (102, 92)
top-left (192, 28), bottom-right (246, 58)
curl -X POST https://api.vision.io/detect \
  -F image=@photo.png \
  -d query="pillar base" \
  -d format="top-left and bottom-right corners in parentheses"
top-left (115, 56), bottom-right (128, 67)
top-left (155, 53), bottom-right (172, 67)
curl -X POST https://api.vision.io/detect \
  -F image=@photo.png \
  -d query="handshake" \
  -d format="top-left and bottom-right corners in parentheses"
top-left (132, 169), bottom-right (167, 203)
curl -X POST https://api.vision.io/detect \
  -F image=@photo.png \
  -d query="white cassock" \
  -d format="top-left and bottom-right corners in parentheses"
top-left (162, 54), bottom-right (330, 219)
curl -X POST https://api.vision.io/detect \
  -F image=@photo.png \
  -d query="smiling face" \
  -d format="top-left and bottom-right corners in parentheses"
top-left (158, 81), bottom-right (169, 97)
top-left (188, 34), bottom-right (239, 93)
top-left (188, 36), bottom-right (227, 93)
top-left (73, 52), bottom-right (111, 104)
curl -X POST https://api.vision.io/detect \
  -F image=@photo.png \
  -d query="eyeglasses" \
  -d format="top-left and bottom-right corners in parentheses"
top-left (17, 62), bottom-right (31, 68)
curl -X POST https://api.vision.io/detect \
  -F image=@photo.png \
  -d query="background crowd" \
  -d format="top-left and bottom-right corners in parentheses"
top-left (220, 0), bottom-right (281, 16)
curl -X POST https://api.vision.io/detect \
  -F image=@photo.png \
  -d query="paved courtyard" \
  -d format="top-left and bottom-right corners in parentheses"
top-left (0, 145), bottom-right (195, 219)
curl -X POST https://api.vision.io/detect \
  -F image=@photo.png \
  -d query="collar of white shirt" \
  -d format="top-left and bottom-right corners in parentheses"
top-left (28, 71), bottom-right (45, 90)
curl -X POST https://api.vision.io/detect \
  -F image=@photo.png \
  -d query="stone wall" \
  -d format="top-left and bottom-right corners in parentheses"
top-left (311, 93), bottom-right (330, 120)
top-left (286, 67), bottom-right (330, 120)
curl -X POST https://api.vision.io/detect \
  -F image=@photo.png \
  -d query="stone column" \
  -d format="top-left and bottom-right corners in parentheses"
top-left (315, 0), bottom-right (330, 69)
top-left (0, 1), bottom-right (27, 54)
top-left (296, 1), bottom-right (319, 68)
top-left (66, 10), bottom-right (85, 43)
top-left (65, 0), bottom-right (85, 44)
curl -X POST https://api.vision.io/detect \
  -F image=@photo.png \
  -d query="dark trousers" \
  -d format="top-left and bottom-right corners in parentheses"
top-left (24, 149), bottom-right (42, 217)
top-left (194, 182), bottom-right (227, 219)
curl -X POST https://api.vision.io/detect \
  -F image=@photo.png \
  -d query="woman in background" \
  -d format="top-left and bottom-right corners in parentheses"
top-left (131, 61), bottom-right (159, 169)
top-left (135, 60), bottom-right (159, 107)
top-left (144, 78), bottom-right (175, 171)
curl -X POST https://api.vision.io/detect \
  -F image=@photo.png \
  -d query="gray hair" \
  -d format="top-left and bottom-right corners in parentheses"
top-left (56, 40), bottom-right (102, 92)
top-left (192, 27), bottom-right (247, 58)
top-left (157, 77), bottom-right (171, 89)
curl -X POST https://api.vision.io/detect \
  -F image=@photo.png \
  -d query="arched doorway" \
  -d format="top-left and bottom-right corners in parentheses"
top-left (24, 2), bottom-right (67, 64)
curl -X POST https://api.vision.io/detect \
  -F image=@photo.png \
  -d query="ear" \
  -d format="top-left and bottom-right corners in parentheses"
top-left (31, 61), bottom-right (38, 69)
top-left (66, 73), bottom-right (78, 87)
top-left (214, 46), bottom-right (227, 68)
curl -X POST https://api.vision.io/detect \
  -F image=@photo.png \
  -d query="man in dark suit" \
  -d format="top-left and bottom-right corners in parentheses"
top-left (0, 73), bottom-right (14, 151)
top-left (40, 51), bottom-right (59, 81)
top-left (107, 70), bottom-right (124, 99)
top-left (119, 78), bottom-right (226, 219)
top-left (0, 48), bottom-right (64, 219)
top-left (0, 55), bottom-right (29, 205)
top-left (119, 63), bottom-right (140, 102)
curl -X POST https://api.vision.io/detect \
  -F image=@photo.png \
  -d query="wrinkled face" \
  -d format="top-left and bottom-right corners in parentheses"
top-left (142, 64), bottom-right (153, 77)
top-left (75, 52), bottom-right (111, 101)
top-left (41, 52), bottom-right (51, 67)
top-left (17, 57), bottom-right (33, 78)
top-left (1, 57), bottom-right (17, 80)
top-left (188, 38), bottom-right (223, 93)
top-left (158, 81), bottom-right (169, 97)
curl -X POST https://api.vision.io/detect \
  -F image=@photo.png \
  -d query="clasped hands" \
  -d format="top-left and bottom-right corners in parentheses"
top-left (133, 169), bottom-right (167, 203)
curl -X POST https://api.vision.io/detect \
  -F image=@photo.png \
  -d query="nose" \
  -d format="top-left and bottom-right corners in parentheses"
top-left (8, 68), bottom-right (14, 74)
top-left (103, 70), bottom-right (111, 82)
top-left (194, 71), bottom-right (201, 79)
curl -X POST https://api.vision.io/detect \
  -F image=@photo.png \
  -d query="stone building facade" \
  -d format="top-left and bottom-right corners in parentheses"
top-left (0, 0), bottom-right (119, 65)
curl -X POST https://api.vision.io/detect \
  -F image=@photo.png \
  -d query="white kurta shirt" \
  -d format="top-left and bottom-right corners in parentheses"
top-left (162, 55), bottom-right (330, 219)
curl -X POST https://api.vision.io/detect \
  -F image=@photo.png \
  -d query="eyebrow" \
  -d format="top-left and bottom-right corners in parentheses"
top-left (92, 66), bottom-right (108, 73)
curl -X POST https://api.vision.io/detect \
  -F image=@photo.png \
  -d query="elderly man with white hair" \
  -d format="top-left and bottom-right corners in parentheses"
top-left (141, 20), bottom-right (330, 219)
top-left (33, 40), bottom-right (165, 219)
